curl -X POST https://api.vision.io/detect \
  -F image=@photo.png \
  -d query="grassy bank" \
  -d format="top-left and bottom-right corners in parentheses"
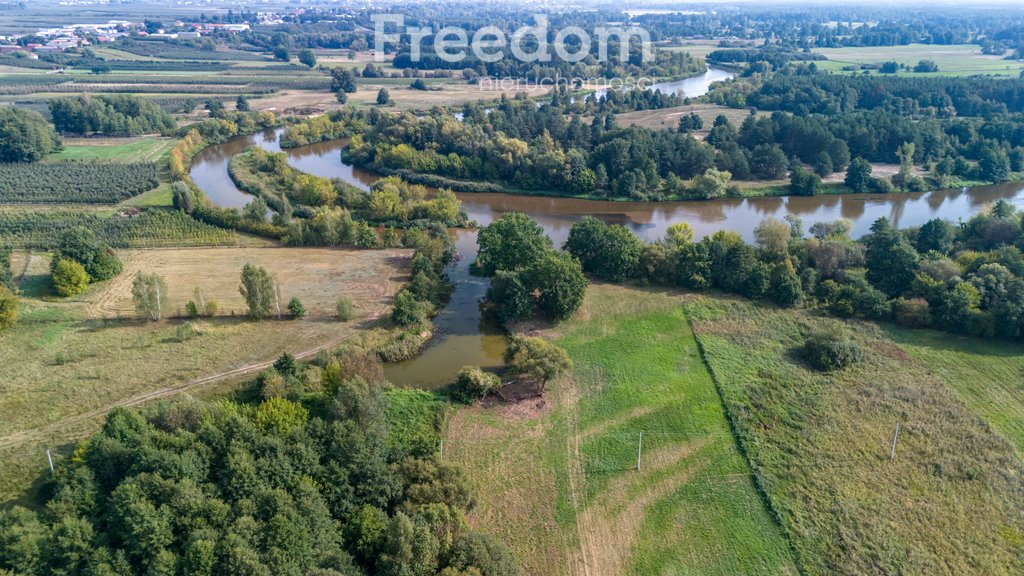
top-left (686, 296), bottom-right (1024, 575)
top-left (446, 284), bottom-right (796, 575)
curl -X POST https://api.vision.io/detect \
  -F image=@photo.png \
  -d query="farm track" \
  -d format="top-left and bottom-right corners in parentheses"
top-left (0, 272), bottom-right (394, 451)
top-left (14, 250), bottom-right (31, 288)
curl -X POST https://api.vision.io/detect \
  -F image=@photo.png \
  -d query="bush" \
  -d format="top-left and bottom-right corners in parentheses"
top-left (0, 285), bottom-right (18, 330)
top-left (288, 297), bottom-right (306, 319)
top-left (454, 366), bottom-right (501, 403)
top-left (800, 326), bottom-right (863, 371)
top-left (892, 297), bottom-right (932, 328)
top-left (391, 290), bottom-right (426, 327)
top-left (51, 257), bottom-right (89, 297)
top-left (335, 295), bottom-right (355, 321)
top-left (274, 352), bottom-right (297, 376)
top-left (174, 321), bottom-right (200, 342)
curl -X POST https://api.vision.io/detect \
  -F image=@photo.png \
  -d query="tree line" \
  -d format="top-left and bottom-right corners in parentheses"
top-left (478, 207), bottom-right (1024, 342)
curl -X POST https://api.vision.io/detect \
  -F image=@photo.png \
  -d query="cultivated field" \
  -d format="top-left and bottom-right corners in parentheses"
top-left (813, 44), bottom-right (1024, 77)
top-left (86, 246), bottom-right (407, 318)
top-left (0, 245), bottom-right (411, 504)
top-left (605, 103), bottom-right (765, 132)
top-left (255, 80), bottom-right (547, 114)
top-left (686, 297), bottom-right (1024, 575)
top-left (446, 284), bottom-right (796, 576)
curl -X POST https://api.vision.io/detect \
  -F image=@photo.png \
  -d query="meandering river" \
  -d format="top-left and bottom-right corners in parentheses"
top-left (190, 69), bottom-right (1024, 388)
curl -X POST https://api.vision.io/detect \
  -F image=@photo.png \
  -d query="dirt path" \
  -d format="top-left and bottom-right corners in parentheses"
top-left (565, 374), bottom-right (597, 576)
top-left (0, 329), bottom-right (354, 450)
top-left (14, 250), bottom-right (31, 289)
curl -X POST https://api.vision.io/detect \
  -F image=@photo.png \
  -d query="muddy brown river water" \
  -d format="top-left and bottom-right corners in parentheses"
top-left (190, 75), bottom-right (1024, 388)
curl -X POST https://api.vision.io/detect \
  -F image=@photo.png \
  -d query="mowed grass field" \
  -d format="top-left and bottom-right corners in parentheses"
top-left (813, 43), bottom-right (1024, 77)
top-left (49, 137), bottom-right (178, 164)
top-left (446, 284), bottom-right (797, 576)
top-left (254, 80), bottom-right (544, 114)
top-left (686, 297), bottom-right (1024, 575)
top-left (85, 247), bottom-right (407, 318)
top-left (605, 103), bottom-right (765, 132)
top-left (0, 246), bottom-right (410, 504)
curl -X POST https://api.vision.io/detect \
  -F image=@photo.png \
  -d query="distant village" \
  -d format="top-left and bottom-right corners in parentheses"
top-left (0, 12), bottom-right (289, 55)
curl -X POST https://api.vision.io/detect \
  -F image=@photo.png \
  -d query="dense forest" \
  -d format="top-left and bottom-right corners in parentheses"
top-left (0, 378), bottom-right (519, 576)
top-left (49, 95), bottom-right (177, 137)
top-left (0, 107), bottom-right (62, 163)
top-left (345, 71), bottom-right (1024, 200)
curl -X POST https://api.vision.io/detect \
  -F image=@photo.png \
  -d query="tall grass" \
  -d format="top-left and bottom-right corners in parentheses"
top-left (686, 296), bottom-right (1024, 575)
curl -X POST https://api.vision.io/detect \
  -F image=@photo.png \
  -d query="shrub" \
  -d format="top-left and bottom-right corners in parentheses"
top-left (892, 297), bottom-right (932, 328)
top-left (185, 300), bottom-right (199, 318)
top-left (0, 285), bottom-right (17, 330)
top-left (391, 290), bottom-right (426, 327)
top-left (51, 257), bottom-right (89, 297)
top-left (454, 366), bottom-right (502, 403)
top-left (274, 352), bottom-right (297, 377)
top-left (288, 297), bottom-right (306, 319)
top-left (174, 321), bottom-right (199, 342)
top-left (800, 326), bottom-right (863, 372)
top-left (335, 296), bottom-right (355, 321)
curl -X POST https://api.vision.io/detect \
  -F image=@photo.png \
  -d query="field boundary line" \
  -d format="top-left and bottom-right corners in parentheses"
top-left (684, 308), bottom-right (808, 576)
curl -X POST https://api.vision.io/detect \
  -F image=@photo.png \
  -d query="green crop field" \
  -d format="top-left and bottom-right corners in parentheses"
top-left (446, 284), bottom-right (796, 576)
top-left (813, 44), bottom-right (1024, 77)
top-left (686, 297), bottom-right (1024, 575)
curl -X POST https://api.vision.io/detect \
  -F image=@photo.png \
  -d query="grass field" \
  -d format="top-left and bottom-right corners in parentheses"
top-left (446, 284), bottom-right (796, 576)
top-left (49, 137), bottom-right (178, 164)
top-left (887, 327), bottom-right (1024, 454)
top-left (686, 297), bottom-right (1024, 575)
top-left (604, 103), bottom-right (765, 132)
top-left (813, 44), bottom-right (1024, 77)
top-left (663, 40), bottom-right (737, 60)
top-left (254, 80), bottom-right (543, 114)
top-left (0, 245), bottom-right (410, 505)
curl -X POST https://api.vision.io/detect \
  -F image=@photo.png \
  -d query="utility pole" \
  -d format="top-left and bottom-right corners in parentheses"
top-left (636, 432), bottom-right (643, 471)
top-left (439, 439), bottom-right (444, 459)
top-left (889, 422), bottom-right (901, 461)
top-left (46, 449), bottom-right (54, 474)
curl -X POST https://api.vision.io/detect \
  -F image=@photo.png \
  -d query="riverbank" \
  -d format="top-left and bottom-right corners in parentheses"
top-left (188, 125), bottom-right (1024, 390)
top-left (356, 157), bottom-right (1023, 204)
